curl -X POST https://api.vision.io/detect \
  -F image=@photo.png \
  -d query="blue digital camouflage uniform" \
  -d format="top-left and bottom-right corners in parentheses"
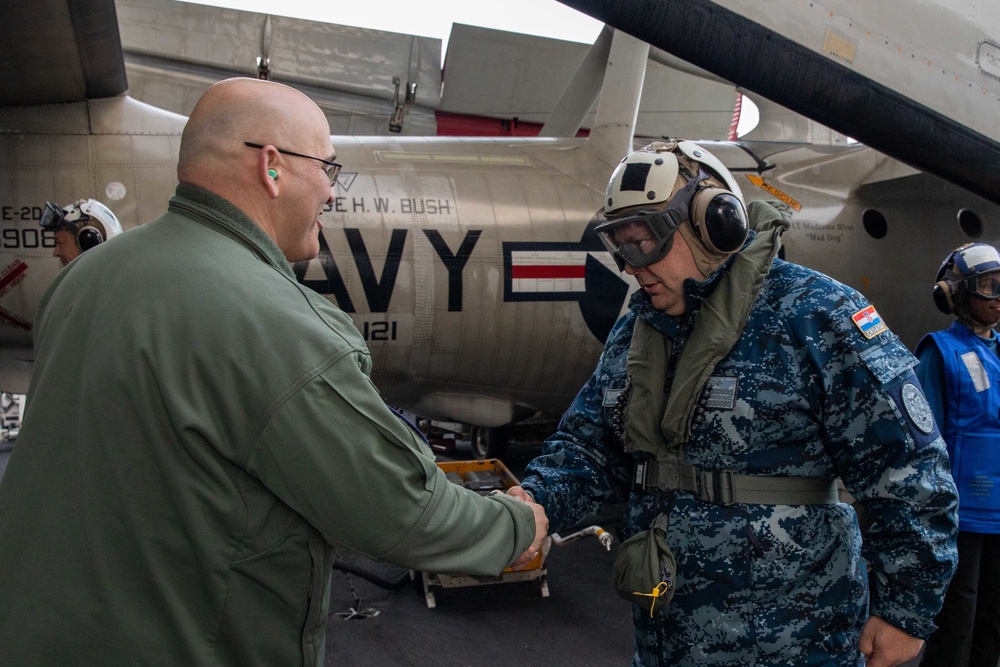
top-left (520, 251), bottom-right (959, 666)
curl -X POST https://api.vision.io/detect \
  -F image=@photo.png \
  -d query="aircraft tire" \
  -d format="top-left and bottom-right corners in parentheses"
top-left (471, 425), bottom-right (509, 461)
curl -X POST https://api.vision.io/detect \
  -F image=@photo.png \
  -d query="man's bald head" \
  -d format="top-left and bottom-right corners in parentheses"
top-left (177, 78), bottom-right (328, 189)
top-left (174, 78), bottom-right (336, 263)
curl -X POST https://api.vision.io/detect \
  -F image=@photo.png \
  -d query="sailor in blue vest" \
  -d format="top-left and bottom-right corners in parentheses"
top-left (916, 243), bottom-right (1000, 667)
top-left (508, 141), bottom-right (959, 667)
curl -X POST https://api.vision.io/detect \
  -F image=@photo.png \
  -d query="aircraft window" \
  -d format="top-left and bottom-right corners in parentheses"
top-left (862, 209), bottom-right (888, 239)
top-left (958, 209), bottom-right (983, 238)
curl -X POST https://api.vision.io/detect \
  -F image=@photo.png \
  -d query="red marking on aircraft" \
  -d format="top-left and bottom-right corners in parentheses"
top-left (511, 265), bottom-right (587, 279)
top-left (0, 260), bottom-right (32, 330)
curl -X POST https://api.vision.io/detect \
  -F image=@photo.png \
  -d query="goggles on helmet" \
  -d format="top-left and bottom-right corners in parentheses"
top-left (596, 211), bottom-right (680, 272)
top-left (40, 201), bottom-right (83, 234)
top-left (596, 166), bottom-right (746, 271)
top-left (963, 270), bottom-right (1000, 300)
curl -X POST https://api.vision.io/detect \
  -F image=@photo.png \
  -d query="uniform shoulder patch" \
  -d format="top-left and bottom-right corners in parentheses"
top-left (901, 382), bottom-right (935, 434)
top-left (851, 305), bottom-right (888, 339)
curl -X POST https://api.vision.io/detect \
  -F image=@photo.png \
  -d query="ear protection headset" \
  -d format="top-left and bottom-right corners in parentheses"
top-left (933, 251), bottom-right (960, 314)
top-left (933, 242), bottom-right (1000, 314)
top-left (40, 198), bottom-right (123, 251)
top-left (76, 224), bottom-right (104, 251)
top-left (667, 165), bottom-right (748, 255)
top-left (596, 140), bottom-right (748, 270)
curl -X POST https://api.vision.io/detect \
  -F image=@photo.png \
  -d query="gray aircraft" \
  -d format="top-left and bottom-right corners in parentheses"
top-left (1, 0), bottom-right (998, 459)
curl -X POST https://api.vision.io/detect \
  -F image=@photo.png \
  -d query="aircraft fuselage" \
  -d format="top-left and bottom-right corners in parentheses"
top-left (3, 96), bottom-right (998, 427)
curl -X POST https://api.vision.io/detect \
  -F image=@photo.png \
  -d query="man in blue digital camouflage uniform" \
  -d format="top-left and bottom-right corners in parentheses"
top-left (508, 141), bottom-right (959, 667)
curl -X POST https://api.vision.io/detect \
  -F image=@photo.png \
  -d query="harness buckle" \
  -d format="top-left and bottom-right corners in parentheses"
top-left (713, 470), bottom-right (736, 506)
top-left (696, 469), bottom-right (736, 506)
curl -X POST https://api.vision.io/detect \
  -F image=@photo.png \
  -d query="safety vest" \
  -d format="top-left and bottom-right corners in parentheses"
top-left (624, 205), bottom-right (839, 505)
top-left (921, 322), bottom-right (1000, 532)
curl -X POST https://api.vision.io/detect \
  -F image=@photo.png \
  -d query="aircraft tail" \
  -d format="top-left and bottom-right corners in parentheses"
top-left (540, 27), bottom-right (649, 165)
top-left (584, 30), bottom-right (648, 164)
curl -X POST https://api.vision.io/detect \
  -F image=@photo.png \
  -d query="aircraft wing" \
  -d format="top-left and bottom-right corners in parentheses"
top-left (557, 0), bottom-right (1000, 205)
top-left (1, 0), bottom-right (127, 106)
top-left (113, 0), bottom-right (741, 141)
top-left (115, 0), bottom-right (443, 135)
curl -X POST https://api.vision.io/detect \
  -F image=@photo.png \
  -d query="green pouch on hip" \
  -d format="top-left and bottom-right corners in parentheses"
top-left (611, 513), bottom-right (676, 617)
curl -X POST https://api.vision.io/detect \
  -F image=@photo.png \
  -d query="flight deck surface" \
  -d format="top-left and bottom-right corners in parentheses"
top-left (324, 441), bottom-right (634, 666)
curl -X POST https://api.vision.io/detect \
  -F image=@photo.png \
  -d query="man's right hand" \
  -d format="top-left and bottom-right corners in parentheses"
top-left (506, 485), bottom-right (534, 503)
top-left (507, 486), bottom-right (548, 567)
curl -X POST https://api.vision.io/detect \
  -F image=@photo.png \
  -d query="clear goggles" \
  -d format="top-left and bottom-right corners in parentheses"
top-left (40, 201), bottom-right (79, 233)
top-left (963, 271), bottom-right (1000, 300)
top-left (596, 167), bottom-right (731, 271)
top-left (595, 213), bottom-right (680, 272)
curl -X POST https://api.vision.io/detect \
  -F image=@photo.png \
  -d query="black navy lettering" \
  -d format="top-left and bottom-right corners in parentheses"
top-left (345, 228), bottom-right (407, 313)
top-left (423, 229), bottom-right (481, 312)
top-left (362, 320), bottom-right (398, 341)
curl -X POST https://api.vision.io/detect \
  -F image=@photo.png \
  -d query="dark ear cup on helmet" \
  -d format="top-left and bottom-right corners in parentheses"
top-left (932, 250), bottom-right (958, 314)
top-left (933, 280), bottom-right (954, 314)
top-left (689, 187), bottom-right (749, 254)
top-left (76, 225), bottom-right (104, 251)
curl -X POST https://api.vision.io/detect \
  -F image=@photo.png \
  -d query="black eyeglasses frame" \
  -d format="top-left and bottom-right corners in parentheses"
top-left (244, 141), bottom-right (342, 185)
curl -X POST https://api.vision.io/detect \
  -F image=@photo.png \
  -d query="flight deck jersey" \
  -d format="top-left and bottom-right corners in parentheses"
top-left (917, 321), bottom-right (1000, 533)
top-left (521, 223), bottom-right (958, 666)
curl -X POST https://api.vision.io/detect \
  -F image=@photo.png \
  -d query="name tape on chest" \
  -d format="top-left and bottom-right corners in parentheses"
top-left (703, 376), bottom-right (738, 410)
top-left (603, 387), bottom-right (624, 407)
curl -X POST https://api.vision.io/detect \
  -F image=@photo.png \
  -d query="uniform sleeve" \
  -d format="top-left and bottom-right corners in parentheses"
top-left (812, 306), bottom-right (958, 639)
top-left (246, 351), bottom-right (535, 576)
top-left (519, 316), bottom-right (635, 532)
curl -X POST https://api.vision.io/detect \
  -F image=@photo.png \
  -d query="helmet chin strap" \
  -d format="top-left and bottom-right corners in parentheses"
top-left (676, 221), bottom-right (716, 279)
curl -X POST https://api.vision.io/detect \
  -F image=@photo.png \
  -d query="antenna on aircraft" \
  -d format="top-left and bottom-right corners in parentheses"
top-left (257, 15), bottom-right (272, 79)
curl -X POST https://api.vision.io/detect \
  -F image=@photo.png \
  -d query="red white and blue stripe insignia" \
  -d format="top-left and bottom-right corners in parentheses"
top-left (851, 305), bottom-right (887, 339)
top-left (509, 250), bottom-right (589, 295)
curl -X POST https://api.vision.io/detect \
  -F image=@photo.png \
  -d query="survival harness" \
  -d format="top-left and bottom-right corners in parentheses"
top-left (623, 203), bottom-right (840, 506)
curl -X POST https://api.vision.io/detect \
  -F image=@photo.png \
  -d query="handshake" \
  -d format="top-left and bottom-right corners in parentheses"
top-left (500, 485), bottom-right (549, 567)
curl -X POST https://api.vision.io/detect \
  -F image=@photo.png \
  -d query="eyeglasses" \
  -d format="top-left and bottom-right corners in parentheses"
top-left (244, 142), bottom-right (342, 186)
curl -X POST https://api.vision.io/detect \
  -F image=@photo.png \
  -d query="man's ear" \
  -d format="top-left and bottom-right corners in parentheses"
top-left (258, 151), bottom-right (280, 197)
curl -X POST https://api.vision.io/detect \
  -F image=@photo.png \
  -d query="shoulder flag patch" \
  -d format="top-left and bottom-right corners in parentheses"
top-left (852, 305), bottom-right (887, 339)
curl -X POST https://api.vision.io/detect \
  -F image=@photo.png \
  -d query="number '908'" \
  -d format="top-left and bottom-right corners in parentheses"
top-left (1, 229), bottom-right (56, 248)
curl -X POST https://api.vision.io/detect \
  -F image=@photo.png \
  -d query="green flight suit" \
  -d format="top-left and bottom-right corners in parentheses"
top-left (0, 184), bottom-right (534, 666)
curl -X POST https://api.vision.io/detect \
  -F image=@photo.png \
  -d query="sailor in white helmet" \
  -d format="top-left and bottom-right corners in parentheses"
top-left (40, 198), bottom-right (122, 266)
